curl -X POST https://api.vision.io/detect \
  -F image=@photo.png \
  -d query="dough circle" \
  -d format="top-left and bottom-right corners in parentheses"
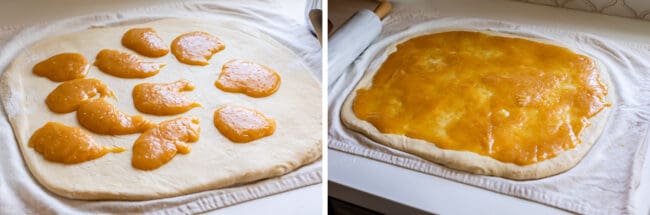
top-left (341, 29), bottom-right (613, 180)
top-left (2, 18), bottom-right (321, 200)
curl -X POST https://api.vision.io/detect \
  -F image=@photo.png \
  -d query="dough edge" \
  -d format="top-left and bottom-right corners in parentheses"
top-left (340, 29), bottom-right (613, 180)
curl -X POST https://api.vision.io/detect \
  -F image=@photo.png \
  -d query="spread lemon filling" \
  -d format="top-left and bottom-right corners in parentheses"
top-left (121, 28), bottom-right (169, 57)
top-left (215, 59), bottom-right (281, 97)
top-left (131, 116), bottom-right (200, 170)
top-left (33, 52), bottom-right (89, 82)
top-left (213, 105), bottom-right (275, 143)
top-left (171, 31), bottom-right (225, 66)
top-left (132, 79), bottom-right (201, 115)
top-left (77, 99), bottom-right (155, 135)
top-left (45, 78), bottom-right (116, 113)
top-left (29, 122), bottom-right (125, 164)
top-left (94, 49), bottom-right (165, 78)
top-left (352, 31), bottom-right (610, 165)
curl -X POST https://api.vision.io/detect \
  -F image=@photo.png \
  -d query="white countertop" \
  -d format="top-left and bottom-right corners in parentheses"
top-left (0, 0), bottom-right (321, 214)
top-left (328, 0), bottom-right (650, 214)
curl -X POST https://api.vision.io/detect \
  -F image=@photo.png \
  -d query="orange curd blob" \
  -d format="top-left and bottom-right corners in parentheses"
top-left (171, 31), bottom-right (225, 66)
top-left (132, 79), bottom-right (201, 115)
top-left (94, 49), bottom-right (165, 78)
top-left (215, 59), bottom-right (281, 97)
top-left (45, 78), bottom-right (115, 113)
top-left (121, 28), bottom-right (169, 57)
top-left (33, 52), bottom-right (89, 82)
top-left (77, 99), bottom-right (155, 135)
top-left (213, 105), bottom-right (275, 143)
top-left (131, 116), bottom-right (200, 170)
top-left (352, 31), bottom-right (610, 165)
top-left (29, 122), bottom-right (125, 164)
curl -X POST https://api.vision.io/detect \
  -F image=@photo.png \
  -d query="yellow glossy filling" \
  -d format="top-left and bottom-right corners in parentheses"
top-left (215, 59), bottom-right (281, 97)
top-left (33, 52), bottom-right (89, 82)
top-left (171, 31), bottom-right (225, 66)
top-left (29, 122), bottom-right (125, 164)
top-left (132, 79), bottom-right (201, 115)
top-left (77, 99), bottom-right (155, 135)
top-left (94, 49), bottom-right (165, 78)
top-left (121, 28), bottom-right (169, 57)
top-left (213, 105), bottom-right (276, 143)
top-left (352, 31), bottom-right (610, 165)
top-left (45, 78), bottom-right (115, 113)
top-left (131, 116), bottom-right (200, 170)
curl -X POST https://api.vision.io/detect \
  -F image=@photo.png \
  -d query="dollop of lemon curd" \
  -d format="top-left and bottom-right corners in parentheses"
top-left (45, 78), bottom-right (115, 113)
top-left (94, 49), bottom-right (165, 78)
top-left (213, 105), bottom-right (276, 143)
top-left (121, 28), bottom-right (169, 57)
top-left (77, 99), bottom-right (155, 135)
top-left (171, 31), bottom-right (225, 66)
top-left (132, 79), bottom-right (201, 115)
top-left (131, 116), bottom-right (200, 170)
top-left (33, 52), bottom-right (89, 82)
top-left (29, 122), bottom-right (125, 164)
top-left (215, 59), bottom-right (281, 97)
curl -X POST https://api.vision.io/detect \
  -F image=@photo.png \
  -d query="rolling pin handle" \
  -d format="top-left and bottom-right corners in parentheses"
top-left (374, 1), bottom-right (392, 20)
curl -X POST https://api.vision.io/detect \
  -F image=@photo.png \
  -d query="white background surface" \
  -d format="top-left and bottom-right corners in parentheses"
top-left (0, 0), bottom-right (321, 214)
top-left (329, 0), bottom-right (650, 214)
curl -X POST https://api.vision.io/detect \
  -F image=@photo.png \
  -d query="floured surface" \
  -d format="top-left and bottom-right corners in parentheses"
top-left (3, 18), bottom-right (321, 200)
top-left (329, 17), bottom-right (650, 214)
top-left (341, 30), bottom-right (613, 180)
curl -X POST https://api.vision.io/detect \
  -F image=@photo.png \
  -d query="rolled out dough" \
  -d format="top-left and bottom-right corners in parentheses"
top-left (2, 18), bottom-right (321, 200)
top-left (341, 29), bottom-right (613, 180)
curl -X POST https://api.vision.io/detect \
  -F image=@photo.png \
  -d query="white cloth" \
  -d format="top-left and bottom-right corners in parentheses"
top-left (517, 0), bottom-right (650, 21)
top-left (0, 1), bottom-right (321, 214)
top-left (328, 14), bottom-right (650, 215)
